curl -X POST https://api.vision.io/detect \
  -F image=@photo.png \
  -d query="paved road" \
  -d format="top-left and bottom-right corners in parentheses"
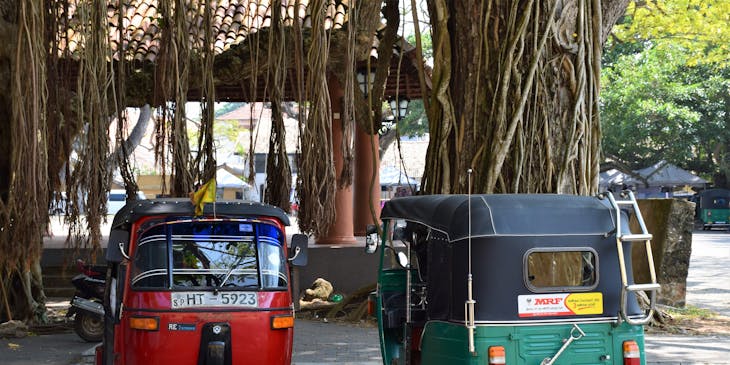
top-left (2, 231), bottom-right (729, 364)
top-left (293, 320), bottom-right (381, 365)
top-left (0, 331), bottom-right (89, 365)
top-left (685, 231), bottom-right (730, 317)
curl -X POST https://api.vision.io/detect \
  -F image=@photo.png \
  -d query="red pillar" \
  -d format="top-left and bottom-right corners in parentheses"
top-left (353, 127), bottom-right (380, 236)
top-left (315, 79), bottom-right (357, 245)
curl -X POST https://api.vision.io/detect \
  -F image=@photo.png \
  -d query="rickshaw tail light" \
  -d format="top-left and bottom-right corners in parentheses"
top-left (271, 314), bottom-right (294, 329)
top-left (488, 346), bottom-right (506, 365)
top-left (367, 296), bottom-right (376, 317)
top-left (623, 340), bottom-right (640, 365)
top-left (129, 316), bottom-right (159, 331)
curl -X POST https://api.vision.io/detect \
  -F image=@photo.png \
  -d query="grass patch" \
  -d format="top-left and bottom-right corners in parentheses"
top-left (665, 305), bottom-right (717, 320)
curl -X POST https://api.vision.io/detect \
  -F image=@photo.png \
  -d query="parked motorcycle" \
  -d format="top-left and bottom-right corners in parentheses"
top-left (67, 259), bottom-right (106, 342)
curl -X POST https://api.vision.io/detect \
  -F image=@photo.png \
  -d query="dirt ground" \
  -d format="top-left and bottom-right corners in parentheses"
top-left (646, 312), bottom-right (730, 336)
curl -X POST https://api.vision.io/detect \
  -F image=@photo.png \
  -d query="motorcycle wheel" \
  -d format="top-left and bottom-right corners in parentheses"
top-left (74, 311), bottom-right (104, 342)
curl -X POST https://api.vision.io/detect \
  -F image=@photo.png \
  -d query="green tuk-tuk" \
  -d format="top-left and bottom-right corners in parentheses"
top-left (697, 188), bottom-right (730, 230)
top-left (367, 192), bottom-right (659, 365)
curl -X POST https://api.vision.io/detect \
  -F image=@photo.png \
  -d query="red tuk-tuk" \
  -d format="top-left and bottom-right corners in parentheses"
top-left (96, 198), bottom-right (308, 365)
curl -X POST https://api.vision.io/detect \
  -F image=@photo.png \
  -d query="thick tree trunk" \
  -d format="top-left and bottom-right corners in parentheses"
top-left (422, 0), bottom-right (629, 195)
top-left (379, 130), bottom-right (398, 160)
top-left (0, 6), bottom-right (15, 322)
top-left (0, 0), bottom-right (48, 324)
top-left (0, 0), bottom-right (16, 203)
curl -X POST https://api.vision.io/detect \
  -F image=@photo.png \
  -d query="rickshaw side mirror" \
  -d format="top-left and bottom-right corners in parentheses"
top-left (365, 224), bottom-right (378, 254)
top-left (289, 234), bottom-right (308, 266)
top-left (396, 251), bottom-right (409, 268)
top-left (105, 229), bottom-right (130, 263)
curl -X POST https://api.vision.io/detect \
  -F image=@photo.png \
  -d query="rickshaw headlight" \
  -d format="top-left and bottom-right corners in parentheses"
top-left (271, 314), bottom-right (294, 330)
top-left (129, 316), bottom-right (159, 331)
top-left (623, 340), bottom-right (640, 365)
top-left (488, 346), bottom-right (506, 365)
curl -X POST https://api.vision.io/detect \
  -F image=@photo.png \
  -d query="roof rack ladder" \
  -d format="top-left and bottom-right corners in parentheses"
top-left (605, 190), bottom-right (661, 325)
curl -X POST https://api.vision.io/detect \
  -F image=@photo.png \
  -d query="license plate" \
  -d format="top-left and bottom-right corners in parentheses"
top-left (170, 292), bottom-right (258, 309)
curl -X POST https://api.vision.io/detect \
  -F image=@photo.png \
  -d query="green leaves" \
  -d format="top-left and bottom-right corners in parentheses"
top-left (601, 42), bottom-right (729, 179)
top-left (601, 1), bottom-right (730, 184)
top-left (615, 0), bottom-right (730, 67)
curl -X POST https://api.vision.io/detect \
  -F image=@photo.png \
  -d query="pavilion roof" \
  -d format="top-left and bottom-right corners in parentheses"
top-left (62, 0), bottom-right (348, 62)
top-left (56, 0), bottom-right (428, 102)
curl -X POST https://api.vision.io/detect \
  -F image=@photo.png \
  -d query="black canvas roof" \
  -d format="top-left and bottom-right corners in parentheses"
top-left (110, 198), bottom-right (290, 230)
top-left (698, 188), bottom-right (730, 205)
top-left (380, 194), bottom-right (617, 241)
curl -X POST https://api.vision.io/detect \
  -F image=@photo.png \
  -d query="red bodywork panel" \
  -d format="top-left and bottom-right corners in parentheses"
top-left (114, 292), bottom-right (293, 364)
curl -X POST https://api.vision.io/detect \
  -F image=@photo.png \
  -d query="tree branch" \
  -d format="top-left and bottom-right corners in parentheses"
top-left (600, 0), bottom-right (630, 45)
top-left (106, 104), bottom-right (152, 172)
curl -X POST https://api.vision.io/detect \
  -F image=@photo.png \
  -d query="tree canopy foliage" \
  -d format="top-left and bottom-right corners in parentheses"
top-left (614, 0), bottom-right (730, 66)
top-left (601, 0), bottom-right (730, 185)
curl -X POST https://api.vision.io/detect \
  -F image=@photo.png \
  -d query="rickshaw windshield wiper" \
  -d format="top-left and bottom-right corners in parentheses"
top-left (217, 256), bottom-right (244, 291)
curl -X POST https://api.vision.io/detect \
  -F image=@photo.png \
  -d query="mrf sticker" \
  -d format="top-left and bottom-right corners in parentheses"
top-left (518, 293), bottom-right (603, 318)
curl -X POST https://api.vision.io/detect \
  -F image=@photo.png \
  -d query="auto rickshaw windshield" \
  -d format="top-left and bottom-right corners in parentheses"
top-left (130, 219), bottom-right (287, 290)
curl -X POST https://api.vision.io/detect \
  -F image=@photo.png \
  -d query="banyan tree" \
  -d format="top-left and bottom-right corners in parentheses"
top-left (0, 0), bottom-right (631, 322)
top-left (421, 0), bottom-right (630, 194)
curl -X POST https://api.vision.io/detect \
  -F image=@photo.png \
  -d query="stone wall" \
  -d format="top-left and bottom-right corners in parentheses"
top-left (629, 199), bottom-right (695, 307)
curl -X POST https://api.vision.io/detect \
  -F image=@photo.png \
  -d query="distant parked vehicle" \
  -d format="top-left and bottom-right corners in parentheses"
top-left (67, 259), bottom-right (105, 342)
top-left (697, 188), bottom-right (730, 230)
top-left (106, 189), bottom-right (146, 215)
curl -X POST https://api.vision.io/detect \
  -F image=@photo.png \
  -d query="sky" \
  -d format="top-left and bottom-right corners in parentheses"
top-left (399, 0), bottom-right (430, 38)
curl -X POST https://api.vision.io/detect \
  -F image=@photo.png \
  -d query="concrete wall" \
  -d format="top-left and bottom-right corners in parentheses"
top-left (295, 245), bottom-right (379, 296)
top-left (137, 174), bottom-right (171, 198)
top-left (630, 199), bottom-right (695, 307)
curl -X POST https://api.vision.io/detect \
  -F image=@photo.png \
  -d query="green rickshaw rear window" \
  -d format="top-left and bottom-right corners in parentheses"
top-left (524, 248), bottom-right (598, 292)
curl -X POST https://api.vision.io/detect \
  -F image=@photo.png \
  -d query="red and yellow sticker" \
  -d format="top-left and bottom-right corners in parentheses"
top-left (518, 293), bottom-right (603, 318)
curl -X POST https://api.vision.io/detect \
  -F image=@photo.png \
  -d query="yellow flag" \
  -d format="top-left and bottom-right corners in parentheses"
top-left (191, 178), bottom-right (216, 216)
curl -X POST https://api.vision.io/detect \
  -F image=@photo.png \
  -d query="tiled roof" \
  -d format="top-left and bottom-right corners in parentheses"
top-left (61, 0), bottom-right (349, 62)
top-left (217, 102), bottom-right (272, 129)
top-left (219, 103), bottom-right (299, 154)
top-left (57, 0), bottom-right (429, 102)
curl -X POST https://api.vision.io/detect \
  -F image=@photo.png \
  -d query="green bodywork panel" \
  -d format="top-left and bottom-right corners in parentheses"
top-left (375, 268), bottom-right (647, 364)
top-left (416, 321), bottom-right (645, 365)
top-left (376, 269), bottom-right (408, 365)
top-left (701, 208), bottom-right (730, 226)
